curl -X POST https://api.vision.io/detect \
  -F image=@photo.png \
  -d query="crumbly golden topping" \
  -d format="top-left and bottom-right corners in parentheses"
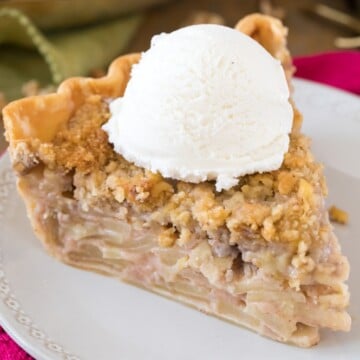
top-left (39, 95), bottom-right (113, 172)
top-left (18, 95), bottom-right (327, 254)
top-left (329, 206), bottom-right (349, 225)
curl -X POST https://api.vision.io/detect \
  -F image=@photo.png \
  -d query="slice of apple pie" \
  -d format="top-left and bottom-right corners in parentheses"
top-left (3, 14), bottom-right (350, 347)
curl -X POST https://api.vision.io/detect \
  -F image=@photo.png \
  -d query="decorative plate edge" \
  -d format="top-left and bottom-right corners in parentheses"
top-left (0, 159), bottom-right (80, 360)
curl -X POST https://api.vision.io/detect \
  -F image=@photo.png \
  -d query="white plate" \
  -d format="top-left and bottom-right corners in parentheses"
top-left (0, 79), bottom-right (359, 360)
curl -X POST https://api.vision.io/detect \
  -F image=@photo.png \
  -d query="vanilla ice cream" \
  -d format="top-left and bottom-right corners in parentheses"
top-left (103, 24), bottom-right (293, 191)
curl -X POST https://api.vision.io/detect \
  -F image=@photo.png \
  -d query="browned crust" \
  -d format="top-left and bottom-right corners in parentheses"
top-left (235, 13), bottom-right (294, 85)
top-left (17, 175), bottom-right (59, 257)
top-left (3, 53), bottom-right (140, 146)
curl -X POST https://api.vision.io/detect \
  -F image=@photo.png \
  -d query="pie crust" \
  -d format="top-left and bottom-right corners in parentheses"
top-left (3, 14), bottom-right (350, 347)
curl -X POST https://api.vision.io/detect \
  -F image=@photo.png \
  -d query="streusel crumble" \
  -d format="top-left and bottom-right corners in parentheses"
top-left (11, 94), bottom-right (330, 291)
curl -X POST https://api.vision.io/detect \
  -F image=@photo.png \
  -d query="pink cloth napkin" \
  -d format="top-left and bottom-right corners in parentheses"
top-left (0, 50), bottom-right (359, 359)
top-left (293, 51), bottom-right (360, 95)
top-left (0, 328), bottom-right (32, 359)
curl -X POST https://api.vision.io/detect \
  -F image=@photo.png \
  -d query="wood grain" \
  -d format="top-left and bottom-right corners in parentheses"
top-left (126, 0), bottom-right (354, 55)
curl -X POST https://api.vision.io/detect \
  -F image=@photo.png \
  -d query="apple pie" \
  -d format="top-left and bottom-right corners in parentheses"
top-left (3, 14), bottom-right (350, 347)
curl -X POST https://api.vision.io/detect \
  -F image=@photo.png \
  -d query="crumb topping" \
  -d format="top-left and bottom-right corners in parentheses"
top-left (329, 206), bottom-right (349, 225)
top-left (38, 95), bottom-right (113, 172)
top-left (15, 95), bottom-right (328, 258)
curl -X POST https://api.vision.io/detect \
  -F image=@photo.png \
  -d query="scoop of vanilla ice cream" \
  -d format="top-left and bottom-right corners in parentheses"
top-left (103, 24), bottom-right (293, 191)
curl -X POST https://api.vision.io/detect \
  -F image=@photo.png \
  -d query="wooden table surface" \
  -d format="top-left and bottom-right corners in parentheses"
top-left (127, 0), bottom-right (355, 55)
top-left (0, 0), bottom-right (357, 153)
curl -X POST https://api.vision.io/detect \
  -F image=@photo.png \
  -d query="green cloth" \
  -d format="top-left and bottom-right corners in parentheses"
top-left (0, 7), bottom-right (142, 100)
